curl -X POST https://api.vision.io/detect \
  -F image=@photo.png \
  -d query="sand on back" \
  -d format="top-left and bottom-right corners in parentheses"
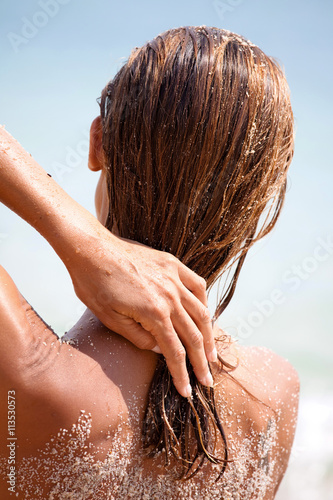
top-left (0, 310), bottom-right (299, 499)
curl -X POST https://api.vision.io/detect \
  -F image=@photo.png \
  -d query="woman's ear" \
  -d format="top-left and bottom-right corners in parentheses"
top-left (88, 116), bottom-right (104, 171)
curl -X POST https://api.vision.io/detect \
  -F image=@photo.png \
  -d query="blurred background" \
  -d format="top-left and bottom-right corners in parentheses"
top-left (0, 0), bottom-right (332, 497)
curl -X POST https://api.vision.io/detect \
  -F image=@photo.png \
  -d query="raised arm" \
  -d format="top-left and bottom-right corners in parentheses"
top-left (0, 126), bottom-right (216, 397)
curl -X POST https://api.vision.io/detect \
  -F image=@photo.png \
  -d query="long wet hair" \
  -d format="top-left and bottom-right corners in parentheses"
top-left (99, 26), bottom-right (294, 478)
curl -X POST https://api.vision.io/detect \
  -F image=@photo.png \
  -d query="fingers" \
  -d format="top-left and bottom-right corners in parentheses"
top-left (152, 317), bottom-right (192, 398)
top-left (177, 262), bottom-right (208, 307)
top-left (146, 299), bottom-right (215, 395)
top-left (102, 306), bottom-right (193, 398)
top-left (97, 308), bottom-right (158, 351)
top-left (170, 306), bottom-right (214, 389)
top-left (180, 288), bottom-right (217, 364)
top-left (83, 244), bottom-right (218, 399)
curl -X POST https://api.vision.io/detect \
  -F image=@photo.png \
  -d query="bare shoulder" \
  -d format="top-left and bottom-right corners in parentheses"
top-left (214, 338), bottom-right (300, 495)
top-left (217, 340), bottom-right (300, 424)
top-left (235, 344), bottom-right (299, 403)
top-left (215, 337), bottom-right (299, 402)
top-left (239, 345), bottom-right (300, 494)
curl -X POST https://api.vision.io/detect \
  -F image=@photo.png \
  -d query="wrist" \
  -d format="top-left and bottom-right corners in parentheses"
top-left (51, 209), bottom-right (136, 281)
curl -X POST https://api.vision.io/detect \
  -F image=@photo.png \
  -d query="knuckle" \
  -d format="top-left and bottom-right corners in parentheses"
top-left (197, 276), bottom-right (207, 291)
top-left (170, 346), bottom-right (186, 364)
top-left (166, 253), bottom-right (176, 265)
top-left (199, 306), bottom-right (211, 324)
top-left (149, 302), bottom-right (162, 318)
top-left (137, 337), bottom-right (156, 350)
top-left (161, 252), bottom-right (176, 269)
top-left (163, 287), bottom-right (176, 303)
top-left (156, 309), bottom-right (171, 325)
top-left (148, 299), bottom-right (168, 321)
top-left (189, 331), bottom-right (204, 350)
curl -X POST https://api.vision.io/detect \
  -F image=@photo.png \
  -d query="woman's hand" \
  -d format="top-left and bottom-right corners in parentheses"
top-left (67, 233), bottom-right (217, 398)
top-left (0, 126), bottom-right (216, 398)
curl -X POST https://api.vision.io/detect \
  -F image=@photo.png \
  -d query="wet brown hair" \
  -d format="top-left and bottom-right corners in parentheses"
top-left (99, 26), bottom-right (294, 478)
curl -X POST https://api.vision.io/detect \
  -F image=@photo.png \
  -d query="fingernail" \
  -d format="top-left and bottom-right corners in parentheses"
top-left (152, 345), bottom-right (162, 354)
top-left (202, 372), bottom-right (214, 387)
top-left (183, 384), bottom-right (192, 398)
top-left (207, 347), bottom-right (218, 363)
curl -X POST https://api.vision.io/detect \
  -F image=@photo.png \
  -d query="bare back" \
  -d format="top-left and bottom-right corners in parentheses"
top-left (0, 292), bottom-right (299, 499)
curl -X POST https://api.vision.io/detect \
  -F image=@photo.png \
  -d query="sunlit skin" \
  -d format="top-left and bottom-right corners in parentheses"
top-left (0, 21), bottom-right (299, 496)
top-left (0, 120), bottom-right (299, 498)
top-left (0, 125), bottom-right (216, 399)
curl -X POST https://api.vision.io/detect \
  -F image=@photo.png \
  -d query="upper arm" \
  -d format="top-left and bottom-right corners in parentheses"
top-left (0, 265), bottom-right (34, 380)
top-left (0, 266), bottom-right (121, 453)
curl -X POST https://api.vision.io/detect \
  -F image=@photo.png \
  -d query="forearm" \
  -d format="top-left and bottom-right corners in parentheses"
top-left (0, 127), bottom-right (125, 269)
top-left (0, 126), bottom-right (214, 398)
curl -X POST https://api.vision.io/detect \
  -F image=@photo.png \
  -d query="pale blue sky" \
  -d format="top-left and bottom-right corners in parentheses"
top-left (0, 0), bottom-right (332, 387)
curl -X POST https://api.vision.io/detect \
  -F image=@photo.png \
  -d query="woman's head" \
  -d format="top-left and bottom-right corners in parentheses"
top-left (89, 26), bottom-right (294, 478)
top-left (94, 26), bottom-right (294, 318)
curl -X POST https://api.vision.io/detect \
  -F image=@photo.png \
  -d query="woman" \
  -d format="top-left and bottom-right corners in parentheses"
top-left (0, 26), bottom-right (299, 499)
